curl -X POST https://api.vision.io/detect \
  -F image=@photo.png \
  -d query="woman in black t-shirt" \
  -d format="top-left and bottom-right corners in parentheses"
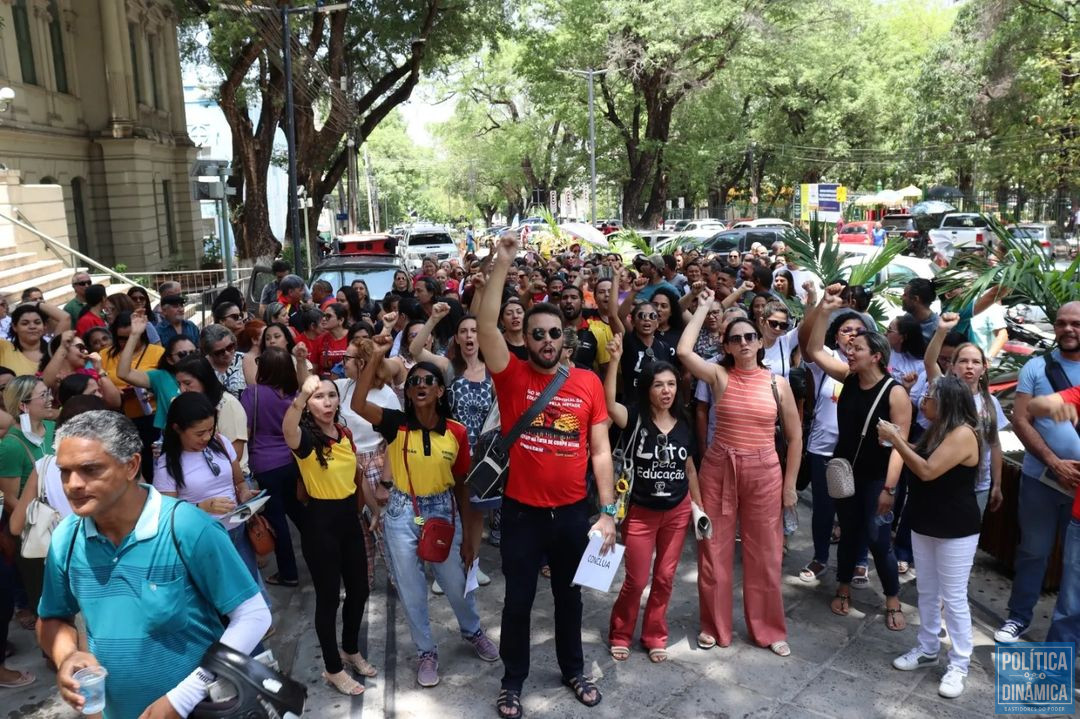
top-left (877, 375), bottom-right (980, 699)
top-left (603, 335), bottom-right (701, 663)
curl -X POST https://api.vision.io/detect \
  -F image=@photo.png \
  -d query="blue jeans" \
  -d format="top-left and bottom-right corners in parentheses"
top-left (383, 488), bottom-right (481, 655)
top-left (228, 524), bottom-right (270, 609)
top-left (835, 478), bottom-right (900, 597)
top-left (255, 462), bottom-right (306, 583)
top-left (1047, 520), bottom-right (1080, 651)
top-left (1007, 473), bottom-right (1073, 627)
top-left (809, 453), bottom-right (869, 568)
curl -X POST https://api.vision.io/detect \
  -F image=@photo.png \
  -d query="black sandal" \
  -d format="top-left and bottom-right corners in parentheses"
top-left (496, 689), bottom-right (523, 718)
top-left (563, 674), bottom-right (602, 707)
top-left (265, 574), bottom-right (299, 587)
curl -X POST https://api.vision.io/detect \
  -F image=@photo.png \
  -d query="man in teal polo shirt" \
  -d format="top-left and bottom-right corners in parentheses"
top-left (37, 411), bottom-right (270, 718)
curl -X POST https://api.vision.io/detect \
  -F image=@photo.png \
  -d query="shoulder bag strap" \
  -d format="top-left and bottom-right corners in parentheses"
top-left (1043, 354), bottom-right (1080, 439)
top-left (852, 378), bottom-right (894, 463)
top-left (493, 363), bottom-right (570, 454)
top-left (771, 374), bottom-right (784, 434)
top-left (402, 426), bottom-right (454, 526)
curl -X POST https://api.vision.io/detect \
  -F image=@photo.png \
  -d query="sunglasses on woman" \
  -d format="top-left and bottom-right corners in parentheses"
top-left (211, 342), bottom-right (237, 358)
top-left (405, 375), bottom-right (440, 387)
top-left (727, 332), bottom-right (759, 344)
top-left (636, 312), bottom-right (658, 321)
top-left (529, 327), bottom-right (563, 341)
top-left (766, 319), bottom-right (791, 331)
top-left (202, 448), bottom-right (221, 477)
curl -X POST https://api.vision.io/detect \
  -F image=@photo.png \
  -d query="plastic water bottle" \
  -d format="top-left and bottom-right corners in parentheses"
top-left (783, 507), bottom-right (798, 536)
top-left (874, 511), bottom-right (894, 528)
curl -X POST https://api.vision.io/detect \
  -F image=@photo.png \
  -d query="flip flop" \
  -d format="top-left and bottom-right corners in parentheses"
top-left (609, 645), bottom-right (630, 662)
top-left (0, 670), bottom-right (35, 688)
top-left (830, 592), bottom-right (850, 617)
top-left (769, 641), bottom-right (791, 657)
top-left (886, 606), bottom-right (906, 632)
top-left (696, 632), bottom-right (717, 650)
top-left (647, 648), bottom-right (668, 663)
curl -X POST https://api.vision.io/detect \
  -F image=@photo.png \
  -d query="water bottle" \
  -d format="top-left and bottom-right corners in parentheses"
top-left (783, 507), bottom-right (798, 535)
top-left (874, 510), bottom-right (894, 527)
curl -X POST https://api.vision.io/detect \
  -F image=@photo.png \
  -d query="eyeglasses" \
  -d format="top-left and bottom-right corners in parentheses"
top-left (211, 342), bottom-right (236, 358)
top-left (727, 332), bottom-right (759, 344)
top-left (529, 327), bottom-right (563, 341)
top-left (766, 319), bottom-right (791, 331)
top-left (202, 448), bottom-right (221, 476)
top-left (73, 280), bottom-right (92, 287)
top-left (173, 349), bottom-right (196, 360)
top-left (29, 389), bottom-right (53, 403)
top-left (635, 312), bottom-right (658, 321)
top-left (406, 375), bottom-right (439, 387)
top-left (322, 313), bottom-right (336, 320)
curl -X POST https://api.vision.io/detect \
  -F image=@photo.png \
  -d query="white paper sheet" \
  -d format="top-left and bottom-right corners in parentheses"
top-left (220, 490), bottom-right (270, 527)
top-left (572, 536), bottom-right (625, 592)
top-left (464, 558), bottom-right (480, 597)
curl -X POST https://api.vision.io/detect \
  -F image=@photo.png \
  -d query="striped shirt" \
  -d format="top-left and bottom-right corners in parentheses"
top-left (711, 366), bottom-right (777, 450)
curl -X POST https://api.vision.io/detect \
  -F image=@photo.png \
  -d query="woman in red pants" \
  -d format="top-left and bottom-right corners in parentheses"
top-left (603, 334), bottom-right (701, 663)
top-left (677, 288), bottom-right (803, 657)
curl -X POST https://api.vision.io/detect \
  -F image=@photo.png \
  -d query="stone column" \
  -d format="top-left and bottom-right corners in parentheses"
top-left (161, 9), bottom-right (188, 138)
top-left (98, 0), bottom-right (133, 135)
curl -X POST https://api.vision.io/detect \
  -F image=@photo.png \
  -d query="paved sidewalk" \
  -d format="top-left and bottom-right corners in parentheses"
top-left (5, 505), bottom-right (1073, 718)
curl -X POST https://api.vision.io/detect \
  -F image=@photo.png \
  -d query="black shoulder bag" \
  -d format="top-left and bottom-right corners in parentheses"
top-left (466, 364), bottom-right (569, 501)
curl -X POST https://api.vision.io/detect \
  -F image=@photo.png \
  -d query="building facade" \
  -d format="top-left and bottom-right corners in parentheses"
top-left (0, 0), bottom-right (201, 270)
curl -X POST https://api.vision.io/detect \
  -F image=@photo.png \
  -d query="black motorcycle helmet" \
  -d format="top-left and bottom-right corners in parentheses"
top-left (190, 643), bottom-right (307, 719)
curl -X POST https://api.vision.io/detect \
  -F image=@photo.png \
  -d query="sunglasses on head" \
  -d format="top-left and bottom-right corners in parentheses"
top-left (529, 327), bottom-right (563, 341)
top-left (727, 332), bottom-right (759, 345)
top-left (766, 319), bottom-right (791, 331)
top-left (406, 374), bottom-right (440, 388)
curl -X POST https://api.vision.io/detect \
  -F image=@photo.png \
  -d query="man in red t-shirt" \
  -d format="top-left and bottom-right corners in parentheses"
top-left (478, 230), bottom-right (614, 716)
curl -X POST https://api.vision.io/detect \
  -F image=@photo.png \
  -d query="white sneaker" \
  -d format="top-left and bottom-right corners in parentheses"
top-left (477, 568), bottom-right (491, 586)
top-left (892, 648), bottom-right (938, 671)
top-left (431, 580), bottom-right (444, 595)
top-left (938, 665), bottom-right (966, 698)
top-left (994, 619), bottom-right (1027, 643)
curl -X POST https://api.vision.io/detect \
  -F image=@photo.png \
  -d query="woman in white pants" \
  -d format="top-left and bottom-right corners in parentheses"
top-left (877, 375), bottom-right (981, 699)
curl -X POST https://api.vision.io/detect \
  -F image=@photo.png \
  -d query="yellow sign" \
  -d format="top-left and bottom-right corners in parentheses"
top-left (837, 186), bottom-right (847, 203)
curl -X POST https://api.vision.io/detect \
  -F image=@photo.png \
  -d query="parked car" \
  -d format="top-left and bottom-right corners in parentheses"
top-left (695, 226), bottom-right (790, 254)
top-left (402, 225), bottom-right (462, 271)
top-left (248, 249), bottom-right (405, 311)
top-left (682, 219), bottom-right (726, 232)
top-left (662, 219), bottom-right (679, 231)
top-left (880, 213), bottom-right (922, 253)
top-left (1008, 222), bottom-right (1070, 258)
top-left (731, 218), bottom-right (793, 229)
top-left (928, 213), bottom-right (990, 260)
top-left (837, 221), bottom-right (875, 245)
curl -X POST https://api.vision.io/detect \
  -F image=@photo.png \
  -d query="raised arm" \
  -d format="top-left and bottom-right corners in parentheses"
top-left (608, 274), bottom-right (626, 337)
top-left (283, 375), bottom-right (320, 451)
top-left (804, 285), bottom-right (850, 382)
top-left (676, 288), bottom-right (724, 388)
top-left (603, 335), bottom-right (628, 428)
top-left (409, 302), bottom-right (452, 373)
top-left (924, 312), bottom-right (959, 381)
top-left (468, 273), bottom-right (486, 316)
top-left (116, 314), bottom-right (152, 388)
top-left (477, 232), bottom-right (514, 374)
top-left (36, 300), bottom-right (71, 335)
top-left (349, 336), bottom-right (392, 427)
top-left (616, 276), bottom-right (647, 333)
top-left (88, 353), bottom-right (122, 409)
top-left (42, 331), bottom-right (76, 389)
top-left (722, 280), bottom-right (753, 309)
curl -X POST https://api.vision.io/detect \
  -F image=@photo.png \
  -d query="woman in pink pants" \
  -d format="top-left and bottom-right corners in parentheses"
top-left (604, 335), bottom-right (701, 663)
top-left (677, 288), bottom-right (803, 657)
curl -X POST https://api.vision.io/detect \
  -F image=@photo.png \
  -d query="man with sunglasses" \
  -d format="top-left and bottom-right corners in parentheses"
top-left (63, 272), bottom-right (92, 327)
top-left (156, 294), bottom-right (200, 346)
top-left (479, 231), bottom-right (616, 719)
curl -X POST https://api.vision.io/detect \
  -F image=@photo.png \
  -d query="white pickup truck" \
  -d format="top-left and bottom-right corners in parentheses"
top-left (927, 213), bottom-right (990, 261)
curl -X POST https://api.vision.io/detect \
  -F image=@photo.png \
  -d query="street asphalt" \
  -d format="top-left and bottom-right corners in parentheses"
top-left (4, 493), bottom-right (1075, 718)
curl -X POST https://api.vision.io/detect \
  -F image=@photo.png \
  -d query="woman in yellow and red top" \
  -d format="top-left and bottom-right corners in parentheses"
top-left (283, 374), bottom-right (375, 697)
top-left (351, 336), bottom-right (498, 689)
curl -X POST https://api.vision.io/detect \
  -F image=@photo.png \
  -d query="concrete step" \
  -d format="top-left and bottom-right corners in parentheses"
top-left (0, 258), bottom-right (67, 289)
top-left (0, 251), bottom-right (41, 273)
top-left (2, 269), bottom-right (114, 307)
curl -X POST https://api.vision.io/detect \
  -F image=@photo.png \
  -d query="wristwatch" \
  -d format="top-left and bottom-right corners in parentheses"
top-left (600, 503), bottom-right (618, 517)
top-left (883, 486), bottom-right (896, 496)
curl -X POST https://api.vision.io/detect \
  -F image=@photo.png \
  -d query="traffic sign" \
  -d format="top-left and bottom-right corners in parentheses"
top-left (549, 190), bottom-right (557, 213)
top-left (677, 197), bottom-right (685, 209)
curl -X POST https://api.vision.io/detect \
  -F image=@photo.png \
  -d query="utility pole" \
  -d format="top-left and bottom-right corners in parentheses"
top-left (557, 68), bottom-right (609, 226)
top-left (748, 141), bottom-right (758, 219)
top-left (363, 145), bottom-right (380, 232)
top-left (346, 137), bottom-right (357, 233)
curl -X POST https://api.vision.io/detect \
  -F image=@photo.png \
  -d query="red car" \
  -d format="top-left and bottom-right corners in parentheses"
top-left (838, 221), bottom-right (875, 244)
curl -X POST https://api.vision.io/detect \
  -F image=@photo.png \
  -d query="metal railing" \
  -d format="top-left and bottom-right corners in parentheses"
top-left (119, 268), bottom-right (255, 327)
top-left (0, 208), bottom-right (161, 300)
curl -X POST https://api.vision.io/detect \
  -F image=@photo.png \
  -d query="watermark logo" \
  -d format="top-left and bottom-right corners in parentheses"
top-left (996, 642), bottom-right (1074, 714)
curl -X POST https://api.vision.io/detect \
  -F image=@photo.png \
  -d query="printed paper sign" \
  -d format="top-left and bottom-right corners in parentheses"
top-left (572, 536), bottom-right (625, 592)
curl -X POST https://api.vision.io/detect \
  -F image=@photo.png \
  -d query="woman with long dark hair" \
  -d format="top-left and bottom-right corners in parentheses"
top-left (127, 285), bottom-right (159, 324)
top-left (677, 288), bottom-right (802, 656)
top-left (174, 356), bottom-right (248, 461)
top-left (241, 346), bottom-right (304, 587)
top-left (500, 297), bottom-right (527, 360)
top-left (878, 375), bottom-right (981, 699)
top-left (886, 314), bottom-right (926, 382)
top-left (337, 285), bottom-right (365, 325)
top-left (758, 300), bottom-right (800, 379)
top-left (350, 279), bottom-right (380, 319)
top-left (0, 302), bottom-right (69, 375)
top-left (350, 340), bottom-right (496, 689)
top-left (154, 392), bottom-right (265, 602)
top-left (284, 374), bottom-right (375, 695)
top-left (242, 321), bottom-right (311, 385)
top-left (805, 284), bottom-right (911, 631)
top-left (604, 339), bottom-right (701, 663)
top-left (650, 286), bottom-right (689, 351)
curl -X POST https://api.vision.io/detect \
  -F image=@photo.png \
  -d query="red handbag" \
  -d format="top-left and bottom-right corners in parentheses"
top-left (403, 431), bottom-right (455, 563)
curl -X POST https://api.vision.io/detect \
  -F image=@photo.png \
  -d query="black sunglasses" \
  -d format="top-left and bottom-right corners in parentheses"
top-left (173, 349), bottom-right (197, 360)
top-left (202, 448), bottom-right (221, 477)
top-left (73, 280), bottom-right (92, 287)
top-left (529, 327), bottom-right (563, 341)
top-left (406, 375), bottom-right (440, 387)
top-left (766, 319), bottom-right (791, 331)
top-left (636, 312), bottom-right (658, 321)
top-left (221, 312), bottom-right (241, 322)
top-left (727, 332), bottom-right (759, 344)
top-left (211, 343), bottom-right (236, 358)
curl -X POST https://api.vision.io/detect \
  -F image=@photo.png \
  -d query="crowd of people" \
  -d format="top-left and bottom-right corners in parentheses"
top-left (0, 227), bottom-right (1078, 718)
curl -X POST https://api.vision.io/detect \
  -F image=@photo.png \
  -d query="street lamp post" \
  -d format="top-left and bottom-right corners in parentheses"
top-left (558, 68), bottom-right (609, 225)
